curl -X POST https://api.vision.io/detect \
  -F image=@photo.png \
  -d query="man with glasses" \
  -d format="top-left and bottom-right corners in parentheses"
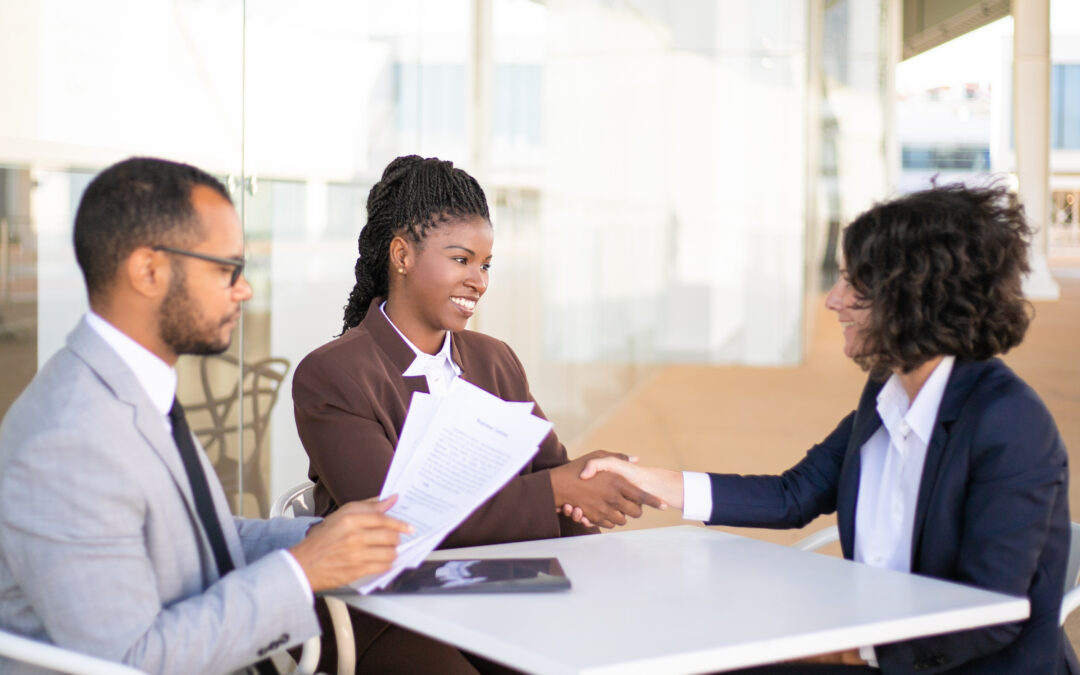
top-left (0, 157), bottom-right (411, 674)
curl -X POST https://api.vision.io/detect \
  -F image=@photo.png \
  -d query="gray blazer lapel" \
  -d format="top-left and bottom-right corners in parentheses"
top-left (65, 320), bottom-right (208, 554)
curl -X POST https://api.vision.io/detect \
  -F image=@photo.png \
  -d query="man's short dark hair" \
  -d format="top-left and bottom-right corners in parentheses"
top-left (73, 157), bottom-right (232, 300)
top-left (842, 182), bottom-right (1033, 378)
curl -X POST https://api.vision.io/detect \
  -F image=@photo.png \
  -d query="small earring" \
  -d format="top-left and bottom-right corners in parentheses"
top-left (397, 267), bottom-right (405, 274)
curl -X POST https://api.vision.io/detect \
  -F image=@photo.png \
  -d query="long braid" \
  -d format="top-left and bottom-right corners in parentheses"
top-left (340, 155), bottom-right (490, 334)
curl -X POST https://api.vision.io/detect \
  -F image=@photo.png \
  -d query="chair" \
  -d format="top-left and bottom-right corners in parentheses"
top-left (0, 629), bottom-right (146, 674)
top-left (794, 522), bottom-right (1080, 627)
top-left (1060, 522), bottom-right (1080, 624)
top-left (792, 524), bottom-right (839, 552)
top-left (183, 354), bottom-right (290, 516)
top-left (272, 482), bottom-right (356, 675)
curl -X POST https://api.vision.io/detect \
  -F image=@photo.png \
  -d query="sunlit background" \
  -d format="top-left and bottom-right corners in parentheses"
top-left (0, 0), bottom-right (1077, 516)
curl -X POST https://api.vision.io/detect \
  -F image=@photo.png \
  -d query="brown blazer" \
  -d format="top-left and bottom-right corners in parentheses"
top-left (293, 297), bottom-right (593, 550)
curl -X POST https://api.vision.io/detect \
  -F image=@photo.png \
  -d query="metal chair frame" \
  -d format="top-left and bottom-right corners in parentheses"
top-left (0, 629), bottom-right (146, 675)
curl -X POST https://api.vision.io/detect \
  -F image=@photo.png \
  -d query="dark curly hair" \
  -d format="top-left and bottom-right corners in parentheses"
top-left (842, 182), bottom-right (1033, 378)
top-left (340, 155), bottom-right (489, 335)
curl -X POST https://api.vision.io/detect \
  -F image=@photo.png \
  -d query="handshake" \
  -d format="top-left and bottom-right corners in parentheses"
top-left (550, 451), bottom-right (686, 529)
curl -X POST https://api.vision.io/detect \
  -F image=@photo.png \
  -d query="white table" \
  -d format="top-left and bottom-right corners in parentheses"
top-left (342, 526), bottom-right (1029, 674)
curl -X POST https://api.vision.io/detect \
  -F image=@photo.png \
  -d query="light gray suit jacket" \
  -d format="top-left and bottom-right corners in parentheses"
top-left (0, 318), bottom-right (321, 674)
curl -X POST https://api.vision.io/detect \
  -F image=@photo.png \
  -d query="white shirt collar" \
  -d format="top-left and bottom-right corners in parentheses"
top-left (84, 311), bottom-right (177, 416)
top-left (876, 355), bottom-right (955, 447)
top-left (378, 302), bottom-right (461, 378)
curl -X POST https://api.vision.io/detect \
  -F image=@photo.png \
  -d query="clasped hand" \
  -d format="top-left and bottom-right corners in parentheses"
top-left (550, 451), bottom-right (666, 529)
top-left (558, 454), bottom-right (684, 528)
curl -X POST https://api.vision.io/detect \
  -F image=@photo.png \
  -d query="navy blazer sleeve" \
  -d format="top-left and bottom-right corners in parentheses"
top-left (704, 411), bottom-right (854, 529)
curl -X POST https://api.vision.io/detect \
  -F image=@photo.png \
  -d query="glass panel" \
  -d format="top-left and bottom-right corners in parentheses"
top-left (0, 167), bottom-right (41, 415)
top-left (2, 0), bottom-right (898, 512)
top-left (242, 0), bottom-right (473, 505)
top-left (236, 0), bottom-right (896, 497)
top-left (1052, 64), bottom-right (1080, 150)
top-left (812, 0), bottom-right (892, 292)
top-left (0, 0), bottom-right (246, 509)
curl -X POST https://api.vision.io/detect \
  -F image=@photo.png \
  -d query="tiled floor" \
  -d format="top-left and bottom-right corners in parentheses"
top-left (569, 267), bottom-right (1080, 647)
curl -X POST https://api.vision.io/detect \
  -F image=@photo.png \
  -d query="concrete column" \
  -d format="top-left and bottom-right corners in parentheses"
top-left (467, 0), bottom-right (492, 338)
top-left (468, 0), bottom-right (493, 183)
top-left (1012, 0), bottom-right (1059, 299)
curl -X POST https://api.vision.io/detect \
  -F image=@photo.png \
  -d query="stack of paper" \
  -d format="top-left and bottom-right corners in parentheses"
top-left (351, 378), bottom-right (553, 594)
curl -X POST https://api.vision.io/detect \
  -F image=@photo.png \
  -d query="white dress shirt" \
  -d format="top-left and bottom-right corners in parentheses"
top-left (853, 355), bottom-right (954, 573)
top-left (851, 356), bottom-right (953, 666)
top-left (379, 302), bottom-right (462, 394)
top-left (84, 312), bottom-right (312, 600)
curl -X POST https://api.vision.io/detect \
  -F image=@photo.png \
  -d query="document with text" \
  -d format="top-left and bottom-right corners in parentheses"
top-left (352, 378), bottom-right (551, 594)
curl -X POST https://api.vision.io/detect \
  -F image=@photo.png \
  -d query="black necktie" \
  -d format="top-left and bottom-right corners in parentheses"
top-left (169, 399), bottom-right (280, 675)
top-left (169, 399), bottom-right (235, 577)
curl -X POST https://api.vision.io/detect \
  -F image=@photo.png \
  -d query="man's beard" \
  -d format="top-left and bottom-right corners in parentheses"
top-left (159, 265), bottom-right (235, 356)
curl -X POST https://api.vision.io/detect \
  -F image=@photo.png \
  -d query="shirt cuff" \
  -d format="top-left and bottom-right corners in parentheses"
top-left (278, 549), bottom-right (314, 604)
top-left (682, 471), bottom-right (713, 522)
top-left (859, 645), bottom-right (879, 668)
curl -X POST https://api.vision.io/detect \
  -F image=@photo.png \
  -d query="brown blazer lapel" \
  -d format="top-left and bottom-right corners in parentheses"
top-left (362, 297), bottom-right (430, 398)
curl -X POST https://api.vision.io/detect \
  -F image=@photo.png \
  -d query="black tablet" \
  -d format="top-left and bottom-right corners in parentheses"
top-left (376, 557), bottom-right (571, 594)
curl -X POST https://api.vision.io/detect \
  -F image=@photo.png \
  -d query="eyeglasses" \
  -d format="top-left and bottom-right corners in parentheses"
top-left (152, 245), bottom-right (245, 287)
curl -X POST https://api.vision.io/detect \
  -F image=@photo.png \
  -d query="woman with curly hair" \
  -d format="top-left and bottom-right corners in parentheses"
top-left (575, 184), bottom-right (1076, 673)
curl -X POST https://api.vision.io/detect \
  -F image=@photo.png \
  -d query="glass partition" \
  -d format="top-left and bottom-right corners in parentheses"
top-left (0, 0), bottom-right (895, 515)
top-left (0, 0), bottom-right (247, 506)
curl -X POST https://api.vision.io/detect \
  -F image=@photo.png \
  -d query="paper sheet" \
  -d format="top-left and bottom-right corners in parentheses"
top-left (355, 379), bottom-right (551, 593)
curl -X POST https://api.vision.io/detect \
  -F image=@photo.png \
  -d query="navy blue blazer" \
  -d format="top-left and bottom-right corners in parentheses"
top-left (707, 358), bottom-right (1075, 674)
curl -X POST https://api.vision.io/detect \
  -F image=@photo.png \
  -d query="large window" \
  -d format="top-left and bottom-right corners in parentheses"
top-left (0, 0), bottom-right (895, 513)
top-left (1052, 64), bottom-right (1080, 149)
top-left (901, 145), bottom-right (991, 171)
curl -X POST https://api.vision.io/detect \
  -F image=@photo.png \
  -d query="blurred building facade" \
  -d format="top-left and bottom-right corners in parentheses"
top-left (896, 7), bottom-right (1080, 256)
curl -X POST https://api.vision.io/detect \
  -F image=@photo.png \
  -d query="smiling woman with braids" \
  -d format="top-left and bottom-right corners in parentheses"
top-left (292, 155), bottom-right (657, 673)
top-left (574, 184), bottom-right (1076, 674)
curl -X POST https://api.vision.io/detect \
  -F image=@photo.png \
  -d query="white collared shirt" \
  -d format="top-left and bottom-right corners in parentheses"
top-left (380, 302), bottom-right (462, 394)
top-left (854, 355), bottom-right (954, 572)
top-left (85, 312), bottom-right (177, 416)
top-left (851, 355), bottom-right (954, 665)
top-left (83, 312), bottom-right (312, 600)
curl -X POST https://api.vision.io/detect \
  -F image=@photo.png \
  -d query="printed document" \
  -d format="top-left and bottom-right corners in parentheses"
top-left (353, 378), bottom-right (551, 593)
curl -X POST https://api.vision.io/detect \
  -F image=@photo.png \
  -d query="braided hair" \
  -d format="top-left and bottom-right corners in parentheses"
top-left (341, 155), bottom-right (490, 334)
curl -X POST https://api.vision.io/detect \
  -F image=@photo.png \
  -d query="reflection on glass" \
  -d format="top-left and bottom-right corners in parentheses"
top-left (2, 0), bottom-right (896, 513)
top-left (0, 0), bottom-right (246, 509)
top-left (0, 168), bottom-right (39, 415)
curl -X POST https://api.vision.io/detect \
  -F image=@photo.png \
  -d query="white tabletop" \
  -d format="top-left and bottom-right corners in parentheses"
top-left (342, 526), bottom-right (1029, 674)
